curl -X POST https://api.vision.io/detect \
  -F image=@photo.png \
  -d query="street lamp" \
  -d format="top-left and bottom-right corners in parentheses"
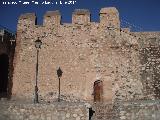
top-left (56, 67), bottom-right (63, 102)
top-left (34, 37), bottom-right (42, 103)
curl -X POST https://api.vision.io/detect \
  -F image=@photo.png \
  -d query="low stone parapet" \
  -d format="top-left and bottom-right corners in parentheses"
top-left (92, 100), bottom-right (160, 120)
top-left (0, 101), bottom-right (89, 120)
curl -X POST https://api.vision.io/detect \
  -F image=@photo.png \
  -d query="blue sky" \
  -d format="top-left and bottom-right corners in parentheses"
top-left (0, 0), bottom-right (160, 32)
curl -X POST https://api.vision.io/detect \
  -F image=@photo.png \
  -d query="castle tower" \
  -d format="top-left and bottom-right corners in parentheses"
top-left (100, 7), bottom-right (120, 28)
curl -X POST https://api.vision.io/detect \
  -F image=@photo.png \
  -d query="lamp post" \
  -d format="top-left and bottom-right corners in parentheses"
top-left (56, 67), bottom-right (63, 102)
top-left (34, 37), bottom-right (42, 103)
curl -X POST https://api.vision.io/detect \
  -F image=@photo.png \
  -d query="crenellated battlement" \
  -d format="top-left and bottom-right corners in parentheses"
top-left (19, 13), bottom-right (36, 20)
top-left (72, 9), bottom-right (90, 25)
top-left (100, 7), bottom-right (120, 28)
top-left (18, 13), bottom-right (36, 30)
top-left (17, 7), bottom-right (120, 30)
top-left (43, 10), bottom-right (61, 27)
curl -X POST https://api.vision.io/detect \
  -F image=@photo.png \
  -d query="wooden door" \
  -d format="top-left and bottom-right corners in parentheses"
top-left (94, 80), bottom-right (103, 102)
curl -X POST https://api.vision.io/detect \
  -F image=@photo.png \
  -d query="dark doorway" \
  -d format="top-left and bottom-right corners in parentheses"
top-left (0, 54), bottom-right (9, 98)
top-left (94, 80), bottom-right (103, 102)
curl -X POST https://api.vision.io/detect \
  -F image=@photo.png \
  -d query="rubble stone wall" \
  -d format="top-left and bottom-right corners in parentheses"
top-left (0, 101), bottom-right (88, 120)
top-left (92, 101), bottom-right (160, 120)
top-left (117, 100), bottom-right (160, 120)
top-left (132, 32), bottom-right (160, 100)
top-left (12, 7), bottom-right (144, 102)
top-left (12, 7), bottom-right (160, 103)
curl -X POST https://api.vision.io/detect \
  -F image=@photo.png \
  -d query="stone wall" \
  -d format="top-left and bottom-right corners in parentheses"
top-left (117, 100), bottom-right (160, 120)
top-left (0, 101), bottom-right (88, 120)
top-left (12, 7), bottom-right (145, 102)
top-left (1, 100), bottom-right (160, 120)
top-left (92, 100), bottom-right (160, 120)
top-left (132, 32), bottom-right (160, 100)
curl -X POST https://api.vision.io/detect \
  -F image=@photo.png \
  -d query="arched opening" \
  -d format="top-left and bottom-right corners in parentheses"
top-left (93, 80), bottom-right (103, 102)
top-left (0, 54), bottom-right (9, 98)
